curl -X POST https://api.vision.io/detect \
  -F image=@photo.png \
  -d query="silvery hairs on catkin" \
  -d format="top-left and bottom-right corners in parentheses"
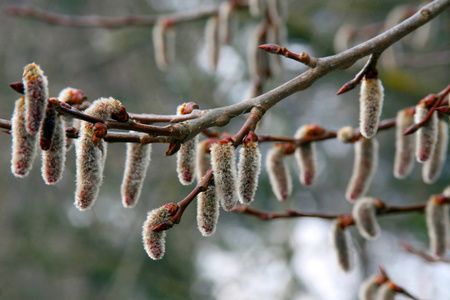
top-left (74, 97), bottom-right (124, 211)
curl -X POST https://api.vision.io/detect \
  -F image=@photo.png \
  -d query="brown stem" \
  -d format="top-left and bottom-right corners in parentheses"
top-left (232, 202), bottom-right (425, 221)
top-left (403, 84), bottom-right (450, 135)
top-left (128, 110), bottom-right (203, 124)
top-left (401, 242), bottom-right (450, 263)
top-left (258, 44), bottom-right (318, 68)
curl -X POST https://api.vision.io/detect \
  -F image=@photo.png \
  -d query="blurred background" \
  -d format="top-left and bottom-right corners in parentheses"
top-left (0, 0), bottom-right (449, 299)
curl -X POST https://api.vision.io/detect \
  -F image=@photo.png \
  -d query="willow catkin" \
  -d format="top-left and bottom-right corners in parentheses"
top-left (359, 75), bottom-right (384, 139)
top-left (75, 97), bottom-right (125, 211)
top-left (376, 283), bottom-right (395, 300)
top-left (41, 113), bottom-right (66, 185)
top-left (425, 195), bottom-right (449, 257)
top-left (266, 146), bottom-right (292, 201)
top-left (196, 139), bottom-right (212, 182)
top-left (153, 19), bottom-right (175, 71)
top-left (23, 63), bottom-right (49, 136)
top-left (337, 126), bottom-right (355, 144)
top-left (205, 15), bottom-right (220, 72)
top-left (197, 185), bottom-right (219, 237)
top-left (346, 137), bottom-right (379, 202)
top-left (142, 204), bottom-right (177, 260)
top-left (39, 104), bottom-right (57, 151)
top-left (11, 97), bottom-right (38, 177)
top-left (359, 275), bottom-right (384, 300)
top-left (393, 108), bottom-right (416, 179)
top-left (210, 140), bottom-right (238, 211)
top-left (415, 102), bottom-right (438, 163)
top-left (177, 136), bottom-right (198, 185)
top-left (331, 219), bottom-right (353, 272)
top-left (422, 120), bottom-right (448, 184)
top-left (121, 138), bottom-right (152, 208)
top-left (237, 137), bottom-right (261, 204)
top-left (294, 125), bottom-right (319, 186)
top-left (352, 197), bottom-right (380, 240)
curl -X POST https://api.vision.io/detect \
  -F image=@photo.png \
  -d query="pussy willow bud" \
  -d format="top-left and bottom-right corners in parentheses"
top-left (346, 137), bottom-right (378, 202)
top-left (121, 137), bottom-right (152, 208)
top-left (266, 145), bottom-right (293, 201)
top-left (142, 204), bottom-right (177, 260)
top-left (205, 15), bottom-right (220, 72)
top-left (210, 138), bottom-right (238, 211)
top-left (196, 139), bottom-right (213, 182)
top-left (75, 97), bottom-right (125, 210)
top-left (153, 18), bottom-right (175, 71)
top-left (218, 1), bottom-right (234, 45)
top-left (41, 113), bottom-right (66, 184)
top-left (422, 120), bottom-right (448, 184)
top-left (23, 63), bottom-right (49, 136)
top-left (331, 217), bottom-right (353, 272)
top-left (249, 0), bottom-right (265, 17)
top-left (393, 108), bottom-right (416, 179)
top-left (352, 197), bottom-right (381, 240)
top-left (59, 87), bottom-right (87, 150)
top-left (426, 195), bottom-right (449, 257)
top-left (359, 73), bottom-right (384, 139)
top-left (337, 126), bottom-right (355, 144)
top-left (197, 184), bottom-right (219, 237)
top-left (11, 97), bottom-right (38, 177)
top-left (359, 275), bottom-right (384, 300)
top-left (39, 104), bottom-right (57, 151)
top-left (376, 283), bottom-right (395, 300)
top-left (237, 132), bottom-right (261, 204)
top-left (294, 125), bottom-right (323, 186)
top-left (415, 102), bottom-right (438, 163)
top-left (176, 103), bottom-right (198, 185)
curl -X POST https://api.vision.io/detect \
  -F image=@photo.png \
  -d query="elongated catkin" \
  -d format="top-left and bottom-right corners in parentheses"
top-left (422, 120), bottom-right (448, 184)
top-left (41, 113), bottom-right (66, 184)
top-left (266, 145), bottom-right (292, 201)
top-left (331, 219), bottom-right (353, 272)
top-left (393, 108), bottom-right (416, 179)
top-left (11, 97), bottom-right (38, 177)
top-left (415, 102), bottom-right (438, 163)
top-left (237, 132), bottom-right (261, 204)
top-left (197, 185), bottom-right (219, 237)
top-left (23, 63), bottom-right (48, 136)
top-left (426, 195), bottom-right (449, 257)
top-left (352, 197), bottom-right (380, 240)
top-left (359, 75), bottom-right (384, 138)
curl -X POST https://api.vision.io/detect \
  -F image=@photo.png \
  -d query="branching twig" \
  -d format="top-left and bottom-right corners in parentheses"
top-left (403, 84), bottom-right (450, 135)
top-left (401, 242), bottom-right (450, 263)
top-left (258, 44), bottom-right (318, 68)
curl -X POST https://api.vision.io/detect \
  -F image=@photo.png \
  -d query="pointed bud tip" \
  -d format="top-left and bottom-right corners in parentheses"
top-left (9, 82), bottom-right (24, 94)
top-left (258, 44), bottom-right (281, 54)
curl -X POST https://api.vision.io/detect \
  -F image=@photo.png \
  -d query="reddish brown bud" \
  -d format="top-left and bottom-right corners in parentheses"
top-left (258, 43), bottom-right (281, 54)
top-left (110, 105), bottom-right (129, 122)
top-left (9, 82), bottom-right (24, 94)
top-left (39, 103), bottom-right (57, 151)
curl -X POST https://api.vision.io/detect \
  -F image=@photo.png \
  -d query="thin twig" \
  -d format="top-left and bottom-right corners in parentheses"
top-left (258, 44), bottom-right (318, 68)
top-left (401, 242), bottom-right (450, 263)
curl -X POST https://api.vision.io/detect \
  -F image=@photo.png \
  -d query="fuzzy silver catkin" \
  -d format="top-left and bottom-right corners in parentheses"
top-left (415, 103), bottom-right (438, 163)
top-left (422, 120), bottom-right (448, 184)
top-left (218, 1), bottom-right (234, 45)
top-left (359, 77), bottom-right (384, 138)
top-left (237, 141), bottom-right (261, 204)
top-left (177, 136), bottom-right (198, 186)
top-left (346, 138), bottom-right (379, 201)
top-left (426, 196), bottom-right (449, 257)
top-left (205, 15), bottom-right (220, 72)
top-left (210, 141), bottom-right (238, 211)
top-left (11, 97), bottom-right (38, 177)
top-left (23, 63), bottom-right (49, 136)
top-left (331, 220), bottom-right (353, 272)
top-left (121, 138), bottom-right (152, 208)
top-left (376, 283), bottom-right (395, 300)
top-left (394, 109), bottom-right (416, 179)
top-left (294, 125), bottom-right (318, 186)
top-left (153, 19), bottom-right (175, 71)
top-left (337, 126), bottom-right (355, 144)
top-left (142, 206), bottom-right (172, 260)
top-left (196, 140), bottom-right (212, 182)
top-left (41, 114), bottom-right (66, 184)
top-left (352, 197), bottom-right (380, 240)
top-left (197, 185), bottom-right (219, 237)
top-left (359, 275), bottom-right (381, 300)
top-left (266, 146), bottom-right (292, 201)
top-left (75, 97), bottom-right (123, 211)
